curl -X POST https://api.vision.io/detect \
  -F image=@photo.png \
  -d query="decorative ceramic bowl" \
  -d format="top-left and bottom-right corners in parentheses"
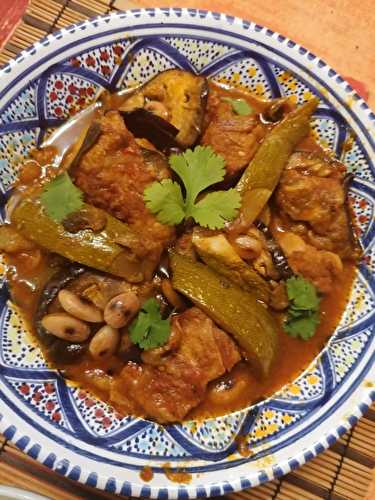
top-left (0, 8), bottom-right (374, 499)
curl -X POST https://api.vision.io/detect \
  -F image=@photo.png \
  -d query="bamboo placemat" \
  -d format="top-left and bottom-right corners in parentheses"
top-left (0, 1), bottom-right (374, 499)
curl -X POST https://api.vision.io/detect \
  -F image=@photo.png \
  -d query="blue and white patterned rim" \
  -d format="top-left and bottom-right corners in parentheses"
top-left (0, 8), bottom-right (374, 499)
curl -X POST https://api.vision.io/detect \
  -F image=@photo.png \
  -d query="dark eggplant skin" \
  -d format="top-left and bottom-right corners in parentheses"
top-left (260, 97), bottom-right (295, 124)
top-left (255, 221), bottom-right (293, 280)
top-left (35, 265), bottom-right (87, 364)
top-left (119, 69), bottom-right (208, 148)
top-left (121, 109), bottom-right (181, 153)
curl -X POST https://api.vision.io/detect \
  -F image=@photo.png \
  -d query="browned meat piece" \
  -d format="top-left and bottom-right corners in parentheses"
top-left (109, 308), bottom-right (241, 422)
top-left (275, 151), bottom-right (357, 259)
top-left (174, 230), bottom-right (197, 260)
top-left (270, 282), bottom-right (289, 311)
top-left (74, 111), bottom-right (174, 270)
top-left (288, 248), bottom-right (343, 294)
top-left (201, 88), bottom-right (267, 175)
top-left (277, 231), bottom-right (343, 293)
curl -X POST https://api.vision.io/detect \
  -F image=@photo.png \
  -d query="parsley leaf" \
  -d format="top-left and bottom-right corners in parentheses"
top-left (40, 172), bottom-right (84, 223)
top-left (283, 276), bottom-right (321, 340)
top-left (129, 298), bottom-right (171, 350)
top-left (222, 97), bottom-right (254, 116)
top-left (144, 145), bottom-right (241, 229)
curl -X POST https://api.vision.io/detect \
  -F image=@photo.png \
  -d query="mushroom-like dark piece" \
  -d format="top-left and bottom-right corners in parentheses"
top-left (35, 265), bottom-right (88, 364)
top-left (255, 221), bottom-right (293, 280)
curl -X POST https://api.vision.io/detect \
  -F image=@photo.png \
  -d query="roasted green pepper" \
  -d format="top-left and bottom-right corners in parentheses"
top-left (170, 252), bottom-right (278, 377)
top-left (237, 97), bottom-right (319, 224)
top-left (192, 232), bottom-right (270, 303)
top-left (12, 197), bottom-right (147, 282)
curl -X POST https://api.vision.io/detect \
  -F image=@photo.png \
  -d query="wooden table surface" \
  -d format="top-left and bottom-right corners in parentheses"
top-left (0, 0), bottom-right (373, 498)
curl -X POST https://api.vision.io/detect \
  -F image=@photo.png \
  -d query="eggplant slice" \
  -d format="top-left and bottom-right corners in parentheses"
top-left (35, 265), bottom-right (88, 364)
top-left (122, 108), bottom-right (181, 153)
top-left (119, 69), bottom-right (208, 148)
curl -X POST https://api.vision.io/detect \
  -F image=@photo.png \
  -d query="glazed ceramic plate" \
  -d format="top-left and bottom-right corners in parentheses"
top-left (0, 8), bottom-right (374, 499)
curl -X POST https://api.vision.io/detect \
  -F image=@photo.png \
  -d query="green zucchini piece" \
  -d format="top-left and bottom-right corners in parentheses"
top-left (12, 196), bottom-right (146, 282)
top-left (171, 252), bottom-right (278, 377)
top-left (192, 232), bottom-right (270, 303)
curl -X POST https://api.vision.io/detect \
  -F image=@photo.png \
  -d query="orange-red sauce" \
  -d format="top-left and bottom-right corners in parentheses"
top-left (3, 84), bottom-right (358, 422)
top-left (6, 249), bottom-right (356, 420)
top-left (140, 466), bottom-right (154, 482)
top-left (162, 463), bottom-right (192, 484)
top-left (191, 262), bottom-right (356, 419)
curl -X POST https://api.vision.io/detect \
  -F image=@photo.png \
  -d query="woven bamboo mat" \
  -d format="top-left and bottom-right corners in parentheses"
top-left (0, 1), bottom-right (374, 499)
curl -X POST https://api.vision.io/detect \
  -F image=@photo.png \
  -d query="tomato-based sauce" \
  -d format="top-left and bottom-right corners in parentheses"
top-left (1, 72), bottom-right (360, 424)
top-left (139, 466), bottom-right (154, 482)
top-left (191, 262), bottom-right (355, 419)
top-left (6, 248), bottom-right (356, 420)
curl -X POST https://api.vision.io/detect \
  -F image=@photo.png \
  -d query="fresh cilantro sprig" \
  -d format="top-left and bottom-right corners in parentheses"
top-left (40, 172), bottom-right (84, 223)
top-left (144, 146), bottom-right (241, 229)
top-left (222, 97), bottom-right (254, 116)
top-left (284, 276), bottom-right (321, 340)
top-left (129, 298), bottom-right (171, 350)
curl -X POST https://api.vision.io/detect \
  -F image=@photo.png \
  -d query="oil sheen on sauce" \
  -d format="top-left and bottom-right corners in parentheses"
top-left (2, 87), bottom-right (359, 422)
top-left (7, 248), bottom-right (357, 420)
top-left (190, 262), bottom-right (356, 419)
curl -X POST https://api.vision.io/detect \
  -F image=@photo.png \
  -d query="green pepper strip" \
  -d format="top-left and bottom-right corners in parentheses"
top-left (236, 97), bottom-right (319, 225)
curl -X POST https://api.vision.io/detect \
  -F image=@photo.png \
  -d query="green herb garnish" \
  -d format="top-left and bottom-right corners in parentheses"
top-left (144, 145), bottom-right (241, 229)
top-left (40, 172), bottom-right (84, 222)
top-left (284, 276), bottom-right (321, 340)
top-left (222, 97), bottom-right (254, 116)
top-left (129, 298), bottom-right (171, 350)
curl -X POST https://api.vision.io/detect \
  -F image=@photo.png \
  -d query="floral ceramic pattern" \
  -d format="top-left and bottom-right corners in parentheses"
top-left (0, 9), bottom-right (374, 499)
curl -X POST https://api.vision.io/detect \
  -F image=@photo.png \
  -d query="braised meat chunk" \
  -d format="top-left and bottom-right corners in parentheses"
top-left (74, 111), bottom-right (174, 272)
top-left (201, 86), bottom-right (267, 175)
top-left (109, 308), bottom-right (241, 422)
top-left (277, 231), bottom-right (343, 293)
top-left (275, 151), bottom-right (358, 259)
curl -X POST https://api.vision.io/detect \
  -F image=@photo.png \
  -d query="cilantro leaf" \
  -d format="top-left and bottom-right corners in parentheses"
top-left (144, 145), bottom-right (240, 229)
top-left (129, 298), bottom-right (171, 350)
top-left (283, 276), bottom-right (321, 340)
top-left (286, 276), bottom-right (320, 310)
top-left (40, 172), bottom-right (84, 223)
top-left (222, 97), bottom-right (254, 116)
top-left (284, 311), bottom-right (320, 340)
top-left (170, 146), bottom-right (226, 214)
top-left (144, 179), bottom-right (185, 225)
top-left (191, 189), bottom-right (241, 229)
